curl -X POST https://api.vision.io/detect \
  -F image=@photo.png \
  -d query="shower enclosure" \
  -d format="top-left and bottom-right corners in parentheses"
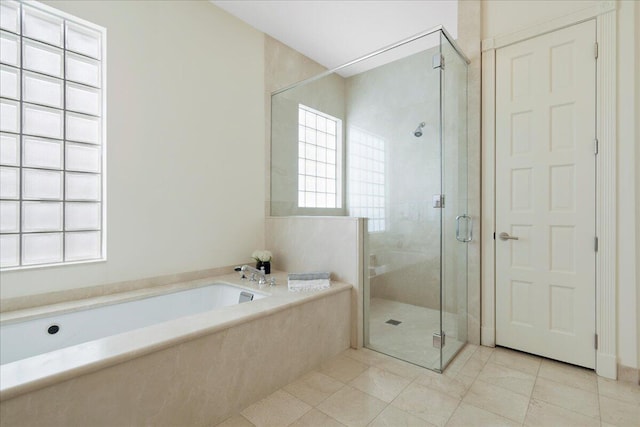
top-left (270, 27), bottom-right (470, 372)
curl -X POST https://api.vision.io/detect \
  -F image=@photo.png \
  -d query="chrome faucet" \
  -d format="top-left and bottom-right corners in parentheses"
top-left (240, 265), bottom-right (267, 286)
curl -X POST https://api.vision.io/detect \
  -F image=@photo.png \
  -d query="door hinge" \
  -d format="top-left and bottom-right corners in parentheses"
top-left (433, 332), bottom-right (445, 348)
top-left (594, 138), bottom-right (599, 155)
top-left (432, 53), bottom-right (444, 69)
top-left (594, 237), bottom-right (599, 252)
top-left (432, 194), bottom-right (444, 208)
top-left (595, 334), bottom-right (598, 350)
top-left (594, 42), bottom-right (599, 59)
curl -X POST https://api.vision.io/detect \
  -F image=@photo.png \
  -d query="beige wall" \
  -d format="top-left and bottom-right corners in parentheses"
top-left (482, 0), bottom-right (601, 39)
top-left (482, 0), bottom-right (639, 370)
top-left (0, 1), bottom-right (266, 299)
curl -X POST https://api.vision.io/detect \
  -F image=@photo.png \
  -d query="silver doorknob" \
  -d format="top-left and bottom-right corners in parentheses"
top-left (499, 232), bottom-right (519, 241)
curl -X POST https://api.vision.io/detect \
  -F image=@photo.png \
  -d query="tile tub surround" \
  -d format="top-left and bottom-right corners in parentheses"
top-left (0, 271), bottom-right (351, 426)
top-left (265, 216), bottom-right (364, 348)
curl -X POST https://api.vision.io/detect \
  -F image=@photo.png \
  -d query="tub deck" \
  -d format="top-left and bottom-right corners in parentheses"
top-left (0, 271), bottom-right (351, 401)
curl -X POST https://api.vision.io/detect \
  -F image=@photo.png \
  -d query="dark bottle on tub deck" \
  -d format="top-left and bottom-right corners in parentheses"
top-left (256, 261), bottom-right (271, 274)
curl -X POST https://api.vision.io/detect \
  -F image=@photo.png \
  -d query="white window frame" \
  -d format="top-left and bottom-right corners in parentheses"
top-left (297, 104), bottom-right (342, 210)
top-left (0, 0), bottom-right (107, 270)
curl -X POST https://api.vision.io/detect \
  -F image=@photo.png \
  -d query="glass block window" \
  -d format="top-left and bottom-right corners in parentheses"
top-left (348, 127), bottom-right (385, 232)
top-left (0, 1), bottom-right (105, 269)
top-left (297, 104), bottom-right (342, 208)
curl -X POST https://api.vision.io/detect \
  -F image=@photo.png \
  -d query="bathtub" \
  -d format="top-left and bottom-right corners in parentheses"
top-left (1, 282), bottom-right (266, 365)
top-left (0, 271), bottom-right (352, 426)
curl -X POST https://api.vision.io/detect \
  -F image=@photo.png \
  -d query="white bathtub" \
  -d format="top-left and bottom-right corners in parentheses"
top-left (0, 272), bottom-right (352, 425)
top-left (0, 282), bottom-right (266, 365)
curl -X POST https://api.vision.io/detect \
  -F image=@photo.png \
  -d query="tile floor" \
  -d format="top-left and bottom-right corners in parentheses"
top-left (217, 344), bottom-right (640, 427)
top-left (368, 298), bottom-right (466, 370)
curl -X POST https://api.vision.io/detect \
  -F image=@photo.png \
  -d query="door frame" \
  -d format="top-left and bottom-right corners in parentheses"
top-left (481, 1), bottom-right (618, 379)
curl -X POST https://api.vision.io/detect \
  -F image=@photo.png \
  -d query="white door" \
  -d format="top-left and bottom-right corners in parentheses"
top-left (495, 21), bottom-right (596, 368)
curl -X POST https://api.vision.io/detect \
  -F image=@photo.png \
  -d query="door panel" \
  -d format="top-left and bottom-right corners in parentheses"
top-left (495, 21), bottom-right (596, 368)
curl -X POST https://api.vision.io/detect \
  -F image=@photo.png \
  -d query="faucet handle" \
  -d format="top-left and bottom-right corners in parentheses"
top-left (234, 266), bottom-right (247, 280)
top-left (268, 277), bottom-right (276, 287)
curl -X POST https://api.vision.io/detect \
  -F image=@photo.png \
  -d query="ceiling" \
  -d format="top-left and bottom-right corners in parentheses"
top-left (212, 1), bottom-right (458, 74)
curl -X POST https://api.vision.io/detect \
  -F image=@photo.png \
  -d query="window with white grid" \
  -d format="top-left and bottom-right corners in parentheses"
top-left (348, 128), bottom-right (385, 232)
top-left (297, 104), bottom-right (342, 209)
top-left (0, 0), bottom-right (106, 269)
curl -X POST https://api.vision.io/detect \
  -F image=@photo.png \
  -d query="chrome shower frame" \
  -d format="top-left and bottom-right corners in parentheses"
top-left (271, 25), bottom-right (470, 96)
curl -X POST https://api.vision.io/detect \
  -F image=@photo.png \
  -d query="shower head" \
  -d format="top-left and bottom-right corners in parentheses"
top-left (414, 122), bottom-right (426, 137)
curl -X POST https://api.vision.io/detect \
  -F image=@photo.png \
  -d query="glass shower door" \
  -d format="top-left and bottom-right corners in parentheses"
top-left (354, 28), bottom-right (469, 373)
top-left (360, 33), bottom-right (444, 371)
top-left (439, 31), bottom-right (469, 370)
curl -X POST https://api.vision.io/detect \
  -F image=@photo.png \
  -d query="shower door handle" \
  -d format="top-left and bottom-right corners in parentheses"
top-left (456, 214), bottom-right (472, 242)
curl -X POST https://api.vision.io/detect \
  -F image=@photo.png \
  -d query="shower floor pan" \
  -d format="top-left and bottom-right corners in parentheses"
top-left (367, 297), bottom-right (465, 370)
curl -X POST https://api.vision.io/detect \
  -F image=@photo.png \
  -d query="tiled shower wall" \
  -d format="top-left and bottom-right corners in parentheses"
top-left (345, 45), bottom-right (442, 313)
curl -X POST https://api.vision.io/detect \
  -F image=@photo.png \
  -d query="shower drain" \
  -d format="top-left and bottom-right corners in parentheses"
top-left (385, 319), bottom-right (402, 326)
